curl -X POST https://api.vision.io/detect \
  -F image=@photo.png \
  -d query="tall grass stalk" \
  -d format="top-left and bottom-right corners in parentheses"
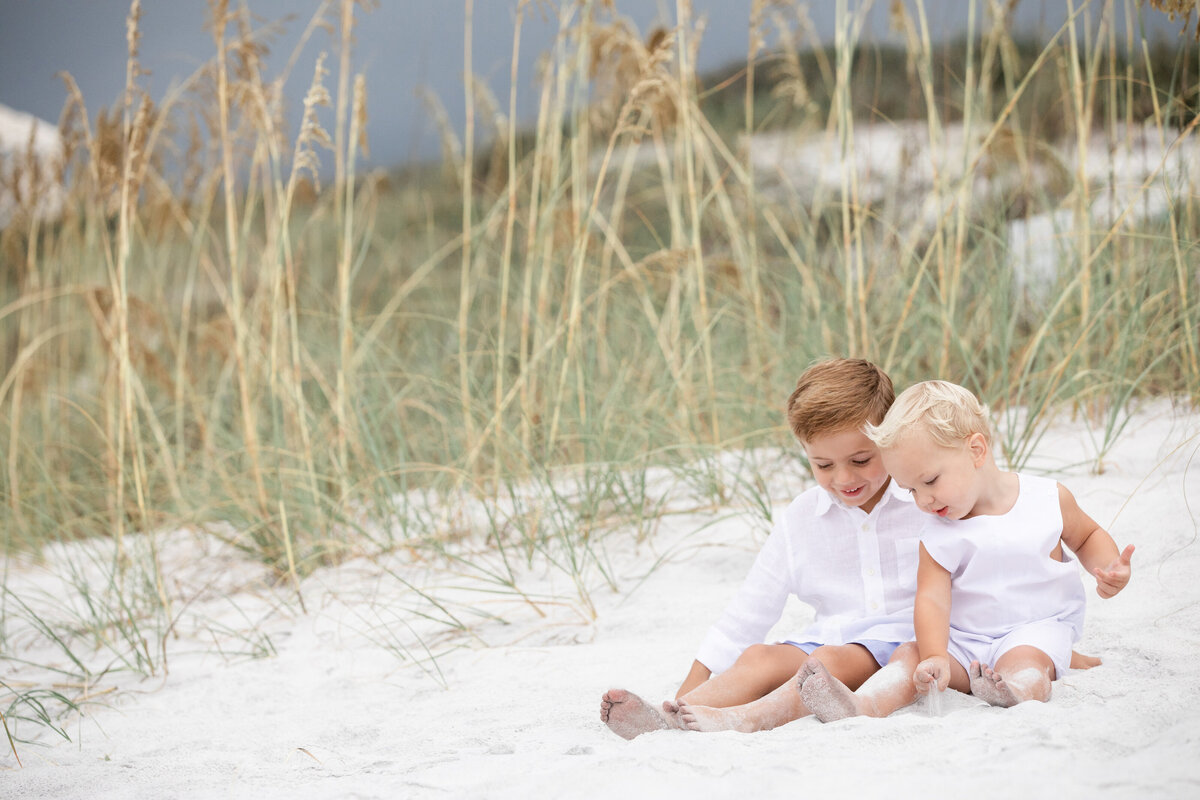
top-left (459, 0), bottom-right (478, 472)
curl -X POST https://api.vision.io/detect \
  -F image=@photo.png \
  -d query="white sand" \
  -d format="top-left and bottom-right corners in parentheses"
top-left (4, 402), bottom-right (1200, 798)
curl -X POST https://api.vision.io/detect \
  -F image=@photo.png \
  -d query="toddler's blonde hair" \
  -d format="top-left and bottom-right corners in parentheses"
top-left (864, 380), bottom-right (992, 449)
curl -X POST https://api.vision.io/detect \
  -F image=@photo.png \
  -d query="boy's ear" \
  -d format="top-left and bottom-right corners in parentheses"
top-left (967, 432), bottom-right (989, 466)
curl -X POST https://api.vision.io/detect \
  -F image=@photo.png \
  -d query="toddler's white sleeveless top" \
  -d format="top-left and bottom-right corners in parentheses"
top-left (921, 473), bottom-right (1086, 640)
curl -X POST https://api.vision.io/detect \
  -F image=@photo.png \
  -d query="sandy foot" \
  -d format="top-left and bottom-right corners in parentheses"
top-left (797, 658), bottom-right (860, 723)
top-left (968, 661), bottom-right (1026, 708)
top-left (1070, 651), bottom-right (1102, 670)
top-left (601, 689), bottom-right (678, 739)
top-left (676, 700), bottom-right (755, 733)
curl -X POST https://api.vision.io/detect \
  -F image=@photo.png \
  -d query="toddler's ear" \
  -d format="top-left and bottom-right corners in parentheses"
top-left (967, 432), bottom-right (989, 466)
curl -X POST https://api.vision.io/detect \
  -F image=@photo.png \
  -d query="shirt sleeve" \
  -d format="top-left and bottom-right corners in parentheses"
top-left (695, 511), bottom-right (796, 674)
top-left (920, 519), bottom-right (963, 575)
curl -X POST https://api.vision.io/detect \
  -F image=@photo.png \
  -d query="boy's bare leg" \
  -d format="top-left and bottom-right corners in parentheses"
top-left (800, 642), bottom-right (920, 722)
top-left (675, 642), bottom-right (880, 733)
top-left (601, 688), bottom-right (685, 740)
top-left (676, 677), bottom-right (809, 733)
top-left (675, 660), bottom-right (712, 698)
top-left (676, 643), bottom-right (809, 708)
top-left (968, 646), bottom-right (1055, 707)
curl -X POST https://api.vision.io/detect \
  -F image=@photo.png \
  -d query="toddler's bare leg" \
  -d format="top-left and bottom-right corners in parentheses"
top-left (968, 646), bottom-right (1055, 707)
top-left (677, 673), bottom-right (811, 733)
top-left (601, 688), bottom-right (683, 739)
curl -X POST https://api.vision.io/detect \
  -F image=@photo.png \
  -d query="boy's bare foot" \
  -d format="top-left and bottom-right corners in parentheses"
top-left (600, 689), bottom-right (677, 739)
top-left (797, 658), bottom-right (860, 722)
top-left (677, 700), bottom-right (754, 733)
top-left (968, 661), bottom-right (1023, 708)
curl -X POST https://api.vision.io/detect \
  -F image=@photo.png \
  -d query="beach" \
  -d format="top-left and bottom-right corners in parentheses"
top-left (4, 401), bottom-right (1199, 798)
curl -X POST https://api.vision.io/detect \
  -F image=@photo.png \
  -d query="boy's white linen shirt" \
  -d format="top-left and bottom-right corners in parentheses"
top-left (696, 480), bottom-right (924, 674)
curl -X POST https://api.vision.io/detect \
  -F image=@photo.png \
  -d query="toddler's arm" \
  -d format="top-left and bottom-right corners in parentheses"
top-left (913, 544), bottom-right (953, 692)
top-left (1057, 483), bottom-right (1135, 598)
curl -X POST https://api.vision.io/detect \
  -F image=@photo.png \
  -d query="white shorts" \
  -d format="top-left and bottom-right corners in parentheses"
top-left (945, 619), bottom-right (1076, 681)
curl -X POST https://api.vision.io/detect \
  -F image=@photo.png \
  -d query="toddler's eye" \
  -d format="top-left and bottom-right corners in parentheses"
top-left (924, 476), bottom-right (938, 485)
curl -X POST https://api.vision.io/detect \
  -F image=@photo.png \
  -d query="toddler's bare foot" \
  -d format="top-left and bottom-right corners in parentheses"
top-left (677, 700), bottom-right (755, 733)
top-left (968, 661), bottom-right (1023, 708)
top-left (1070, 650), bottom-right (1102, 670)
top-left (600, 689), bottom-right (675, 739)
top-left (797, 658), bottom-right (860, 722)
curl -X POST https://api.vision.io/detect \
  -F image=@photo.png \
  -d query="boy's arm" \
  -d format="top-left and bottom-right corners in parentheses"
top-left (913, 543), bottom-right (953, 692)
top-left (1057, 483), bottom-right (1135, 598)
top-left (676, 661), bottom-right (712, 698)
top-left (694, 514), bottom-right (796, 674)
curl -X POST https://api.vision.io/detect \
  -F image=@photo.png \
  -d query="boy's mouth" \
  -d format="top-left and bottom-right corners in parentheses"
top-left (840, 486), bottom-right (864, 498)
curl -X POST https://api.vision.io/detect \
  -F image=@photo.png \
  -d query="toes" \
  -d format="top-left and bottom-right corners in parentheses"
top-left (797, 658), bottom-right (821, 687)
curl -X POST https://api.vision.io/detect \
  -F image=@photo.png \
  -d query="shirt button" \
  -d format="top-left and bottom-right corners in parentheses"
top-left (867, 568), bottom-right (876, 576)
top-left (871, 602), bottom-right (880, 610)
top-left (861, 523), bottom-right (870, 532)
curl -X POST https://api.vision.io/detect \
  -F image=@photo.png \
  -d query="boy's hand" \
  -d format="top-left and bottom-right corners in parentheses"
top-left (1093, 544), bottom-right (1135, 598)
top-left (913, 655), bottom-right (951, 693)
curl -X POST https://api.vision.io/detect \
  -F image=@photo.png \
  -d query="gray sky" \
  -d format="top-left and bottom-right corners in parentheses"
top-left (0, 1), bottom-right (1185, 169)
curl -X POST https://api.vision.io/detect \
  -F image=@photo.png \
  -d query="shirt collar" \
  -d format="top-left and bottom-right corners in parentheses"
top-left (815, 477), bottom-right (913, 516)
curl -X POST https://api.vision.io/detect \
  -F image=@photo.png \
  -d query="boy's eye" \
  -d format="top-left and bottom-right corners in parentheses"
top-left (814, 463), bottom-right (832, 470)
top-left (851, 458), bottom-right (871, 466)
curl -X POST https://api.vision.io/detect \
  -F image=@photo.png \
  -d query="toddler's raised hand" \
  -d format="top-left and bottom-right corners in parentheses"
top-left (913, 655), bottom-right (951, 693)
top-left (1093, 544), bottom-right (1135, 598)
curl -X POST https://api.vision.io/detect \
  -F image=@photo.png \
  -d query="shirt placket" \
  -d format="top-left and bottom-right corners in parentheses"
top-left (857, 514), bottom-right (886, 614)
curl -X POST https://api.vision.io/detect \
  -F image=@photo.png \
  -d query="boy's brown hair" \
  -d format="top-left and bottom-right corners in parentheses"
top-left (786, 358), bottom-right (895, 443)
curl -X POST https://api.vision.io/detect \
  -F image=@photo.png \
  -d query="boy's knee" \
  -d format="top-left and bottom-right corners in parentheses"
top-left (738, 643), bottom-right (775, 668)
top-left (737, 643), bottom-right (803, 675)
